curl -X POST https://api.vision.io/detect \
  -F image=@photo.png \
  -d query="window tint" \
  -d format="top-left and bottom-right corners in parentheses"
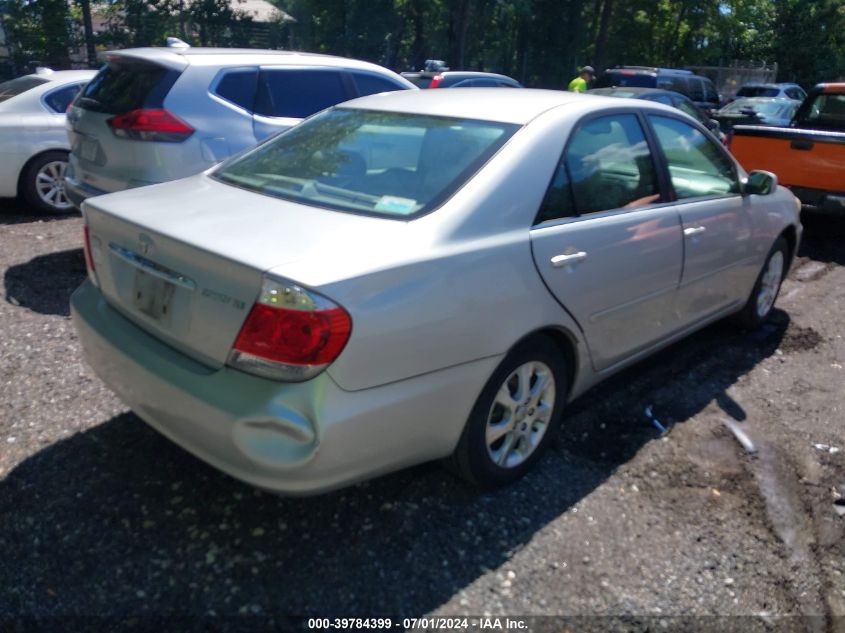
top-left (255, 69), bottom-right (350, 119)
top-left (668, 76), bottom-right (690, 96)
top-left (675, 98), bottom-right (705, 123)
top-left (596, 72), bottom-right (655, 88)
top-left (785, 88), bottom-right (803, 100)
top-left (214, 109), bottom-right (517, 218)
top-left (649, 94), bottom-right (674, 106)
top-left (737, 86), bottom-right (779, 98)
top-left (44, 83), bottom-right (83, 113)
top-left (78, 61), bottom-right (176, 114)
top-left (351, 72), bottom-right (404, 97)
top-left (214, 68), bottom-right (258, 111)
top-left (538, 114), bottom-right (659, 221)
top-left (688, 77), bottom-right (705, 101)
top-left (797, 93), bottom-right (845, 131)
top-left (650, 115), bottom-right (739, 199)
top-left (0, 76), bottom-right (49, 103)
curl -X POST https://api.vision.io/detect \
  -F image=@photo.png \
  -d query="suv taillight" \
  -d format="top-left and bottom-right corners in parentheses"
top-left (429, 74), bottom-right (444, 88)
top-left (106, 108), bottom-right (194, 142)
top-left (228, 277), bottom-right (352, 382)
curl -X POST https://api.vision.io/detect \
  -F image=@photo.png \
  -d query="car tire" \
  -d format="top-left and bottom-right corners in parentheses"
top-left (447, 335), bottom-right (568, 487)
top-left (735, 237), bottom-right (789, 328)
top-left (21, 151), bottom-right (75, 214)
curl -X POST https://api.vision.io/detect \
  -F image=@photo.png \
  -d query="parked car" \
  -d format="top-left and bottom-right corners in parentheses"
top-left (402, 59), bottom-right (522, 88)
top-left (587, 87), bottom-right (726, 142)
top-left (730, 83), bottom-right (845, 212)
top-left (734, 82), bottom-right (806, 102)
top-left (595, 66), bottom-right (720, 112)
top-left (713, 97), bottom-right (800, 133)
top-left (0, 68), bottom-right (95, 212)
top-left (72, 89), bottom-right (801, 494)
top-left (65, 46), bottom-right (416, 209)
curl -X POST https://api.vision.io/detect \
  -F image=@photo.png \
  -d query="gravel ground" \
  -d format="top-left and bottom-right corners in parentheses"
top-left (1, 198), bottom-right (843, 632)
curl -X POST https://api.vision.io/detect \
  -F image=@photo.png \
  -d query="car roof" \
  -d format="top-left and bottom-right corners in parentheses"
top-left (339, 88), bottom-right (667, 125)
top-left (101, 47), bottom-right (405, 76)
top-left (589, 87), bottom-right (678, 97)
top-left (817, 83), bottom-right (845, 94)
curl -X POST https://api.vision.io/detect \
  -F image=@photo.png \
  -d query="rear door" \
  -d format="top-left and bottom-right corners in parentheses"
top-left (252, 66), bottom-right (353, 140)
top-left (530, 112), bottom-right (684, 371)
top-left (647, 114), bottom-right (754, 322)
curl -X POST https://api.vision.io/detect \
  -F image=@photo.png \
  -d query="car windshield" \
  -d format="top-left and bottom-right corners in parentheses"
top-left (213, 108), bottom-right (518, 219)
top-left (720, 99), bottom-right (795, 118)
top-left (737, 86), bottom-right (780, 98)
top-left (0, 76), bottom-right (49, 103)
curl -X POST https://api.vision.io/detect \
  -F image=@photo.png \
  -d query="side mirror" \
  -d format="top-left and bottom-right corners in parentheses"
top-left (707, 118), bottom-right (720, 132)
top-left (743, 170), bottom-right (778, 196)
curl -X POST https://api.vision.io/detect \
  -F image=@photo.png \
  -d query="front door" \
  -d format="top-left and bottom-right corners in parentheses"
top-left (530, 113), bottom-right (684, 371)
top-left (647, 115), bottom-right (754, 323)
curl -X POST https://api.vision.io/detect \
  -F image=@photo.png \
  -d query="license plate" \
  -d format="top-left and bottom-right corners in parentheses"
top-left (79, 136), bottom-right (98, 162)
top-left (133, 270), bottom-right (175, 325)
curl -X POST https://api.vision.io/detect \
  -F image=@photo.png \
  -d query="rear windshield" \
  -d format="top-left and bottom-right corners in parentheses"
top-left (213, 108), bottom-right (518, 219)
top-left (76, 60), bottom-right (178, 114)
top-left (795, 93), bottom-right (845, 131)
top-left (737, 86), bottom-right (780, 98)
top-left (0, 76), bottom-right (49, 103)
top-left (720, 99), bottom-right (796, 118)
top-left (595, 72), bottom-right (655, 89)
top-left (405, 76), bottom-right (433, 89)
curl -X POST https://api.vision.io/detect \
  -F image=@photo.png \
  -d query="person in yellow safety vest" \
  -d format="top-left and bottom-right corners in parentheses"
top-left (568, 66), bottom-right (595, 93)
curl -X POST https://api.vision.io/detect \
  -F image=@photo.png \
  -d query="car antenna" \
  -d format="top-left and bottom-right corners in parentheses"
top-left (166, 37), bottom-right (191, 49)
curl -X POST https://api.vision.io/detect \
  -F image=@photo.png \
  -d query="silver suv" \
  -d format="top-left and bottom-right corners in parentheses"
top-left (65, 47), bottom-right (415, 208)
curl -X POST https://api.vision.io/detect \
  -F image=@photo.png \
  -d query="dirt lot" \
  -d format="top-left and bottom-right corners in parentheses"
top-left (1, 198), bottom-right (843, 632)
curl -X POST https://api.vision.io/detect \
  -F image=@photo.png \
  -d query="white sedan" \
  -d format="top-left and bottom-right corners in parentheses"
top-left (0, 69), bottom-right (96, 212)
top-left (72, 89), bottom-right (801, 494)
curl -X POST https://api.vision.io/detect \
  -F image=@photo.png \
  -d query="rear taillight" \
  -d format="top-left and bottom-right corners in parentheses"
top-left (106, 108), bottom-right (194, 142)
top-left (82, 223), bottom-right (100, 287)
top-left (429, 74), bottom-right (443, 88)
top-left (228, 277), bottom-right (352, 382)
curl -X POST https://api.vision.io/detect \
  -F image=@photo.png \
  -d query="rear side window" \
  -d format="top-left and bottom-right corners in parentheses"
top-left (0, 76), bottom-right (49, 103)
top-left (77, 61), bottom-right (177, 114)
top-left (44, 83), bottom-right (84, 112)
top-left (688, 77), bottom-right (705, 101)
top-left (704, 80), bottom-right (719, 104)
top-left (255, 69), bottom-right (350, 118)
top-left (649, 115), bottom-right (739, 199)
top-left (350, 72), bottom-right (405, 97)
top-left (214, 68), bottom-right (258, 111)
top-left (796, 93), bottom-right (845, 130)
top-left (537, 113), bottom-right (659, 222)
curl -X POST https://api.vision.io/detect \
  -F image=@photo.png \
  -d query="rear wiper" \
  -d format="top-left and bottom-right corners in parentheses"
top-left (76, 96), bottom-right (105, 111)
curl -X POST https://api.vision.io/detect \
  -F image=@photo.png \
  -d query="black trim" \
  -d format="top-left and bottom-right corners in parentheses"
top-left (732, 125), bottom-right (845, 145)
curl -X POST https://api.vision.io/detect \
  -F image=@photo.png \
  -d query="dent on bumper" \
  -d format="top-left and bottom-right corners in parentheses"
top-left (71, 280), bottom-right (499, 494)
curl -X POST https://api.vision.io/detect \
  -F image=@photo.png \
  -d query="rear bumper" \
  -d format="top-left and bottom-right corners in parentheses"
top-left (65, 174), bottom-right (108, 210)
top-left (71, 280), bottom-right (498, 495)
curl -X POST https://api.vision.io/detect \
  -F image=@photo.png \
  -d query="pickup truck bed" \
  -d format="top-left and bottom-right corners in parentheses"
top-left (729, 83), bottom-right (845, 212)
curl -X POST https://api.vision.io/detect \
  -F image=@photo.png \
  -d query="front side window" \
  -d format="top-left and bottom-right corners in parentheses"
top-left (214, 108), bottom-right (517, 218)
top-left (649, 115), bottom-right (739, 200)
top-left (255, 69), bottom-right (350, 119)
top-left (795, 93), bottom-right (845, 131)
top-left (537, 114), bottom-right (660, 223)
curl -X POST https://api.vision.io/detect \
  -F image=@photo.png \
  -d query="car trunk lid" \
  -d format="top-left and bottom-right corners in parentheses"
top-left (83, 175), bottom-right (411, 369)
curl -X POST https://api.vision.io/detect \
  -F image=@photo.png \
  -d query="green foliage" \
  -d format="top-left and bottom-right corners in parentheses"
top-left (2, 0), bottom-right (844, 85)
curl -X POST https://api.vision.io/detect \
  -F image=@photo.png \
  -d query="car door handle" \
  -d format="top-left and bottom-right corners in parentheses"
top-left (551, 251), bottom-right (588, 267)
top-left (683, 226), bottom-right (706, 237)
top-left (790, 139), bottom-right (813, 151)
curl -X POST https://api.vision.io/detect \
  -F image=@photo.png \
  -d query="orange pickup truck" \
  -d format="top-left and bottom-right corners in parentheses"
top-left (730, 83), bottom-right (845, 212)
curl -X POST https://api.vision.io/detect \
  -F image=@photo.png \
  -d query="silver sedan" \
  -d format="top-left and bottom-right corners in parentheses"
top-left (71, 89), bottom-right (802, 494)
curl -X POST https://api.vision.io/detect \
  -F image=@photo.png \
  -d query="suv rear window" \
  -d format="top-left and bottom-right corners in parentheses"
top-left (595, 72), bottom-right (655, 89)
top-left (214, 108), bottom-right (518, 218)
top-left (0, 76), bottom-right (49, 103)
top-left (737, 86), bottom-right (780, 98)
top-left (77, 61), bottom-right (178, 114)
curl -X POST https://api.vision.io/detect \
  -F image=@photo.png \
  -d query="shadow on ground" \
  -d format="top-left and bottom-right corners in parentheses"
top-left (0, 198), bottom-right (79, 225)
top-left (798, 209), bottom-right (845, 265)
top-left (0, 306), bottom-right (791, 618)
top-left (4, 248), bottom-right (86, 317)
